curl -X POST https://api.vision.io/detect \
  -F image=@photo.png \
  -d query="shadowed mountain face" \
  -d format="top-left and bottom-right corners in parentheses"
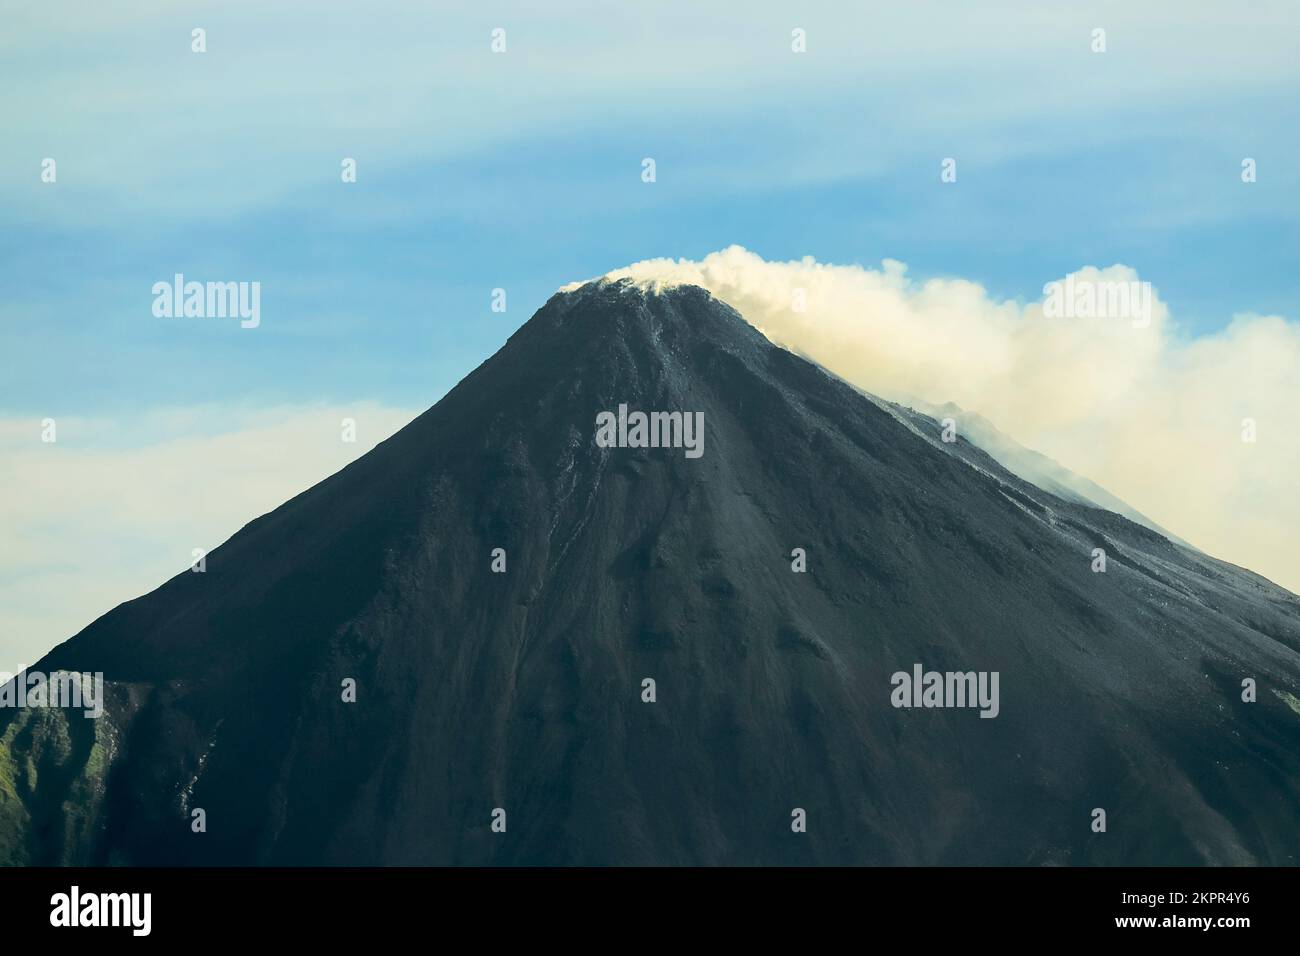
top-left (3, 280), bottom-right (1300, 866)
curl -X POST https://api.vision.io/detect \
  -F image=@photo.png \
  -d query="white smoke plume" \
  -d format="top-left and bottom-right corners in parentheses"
top-left (590, 246), bottom-right (1300, 593)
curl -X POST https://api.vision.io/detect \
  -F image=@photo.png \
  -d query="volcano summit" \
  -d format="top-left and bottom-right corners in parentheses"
top-left (2, 278), bottom-right (1298, 866)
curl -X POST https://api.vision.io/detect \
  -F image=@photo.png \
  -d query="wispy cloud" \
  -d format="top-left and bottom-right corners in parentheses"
top-left (6, 1), bottom-right (1298, 225)
top-left (0, 402), bottom-right (416, 673)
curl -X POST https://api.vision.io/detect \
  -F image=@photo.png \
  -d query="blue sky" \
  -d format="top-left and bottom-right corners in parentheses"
top-left (2, 1), bottom-right (1298, 670)
top-left (3, 1), bottom-right (1297, 417)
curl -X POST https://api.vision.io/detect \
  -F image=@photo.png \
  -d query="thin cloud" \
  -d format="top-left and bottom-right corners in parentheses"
top-left (0, 403), bottom-right (417, 673)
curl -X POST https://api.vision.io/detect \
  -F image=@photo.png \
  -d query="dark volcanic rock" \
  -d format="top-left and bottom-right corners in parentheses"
top-left (3, 279), bottom-right (1299, 865)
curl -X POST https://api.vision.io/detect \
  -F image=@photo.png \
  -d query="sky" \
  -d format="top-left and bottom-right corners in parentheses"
top-left (2, 1), bottom-right (1298, 672)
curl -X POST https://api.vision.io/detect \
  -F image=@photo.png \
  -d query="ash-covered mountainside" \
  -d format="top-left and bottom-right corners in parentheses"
top-left (3, 279), bottom-right (1299, 865)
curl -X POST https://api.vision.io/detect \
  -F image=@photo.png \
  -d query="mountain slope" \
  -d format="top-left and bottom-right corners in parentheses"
top-left (4, 279), bottom-right (1300, 865)
top-left (904, 398), bottom-right (1188, 545)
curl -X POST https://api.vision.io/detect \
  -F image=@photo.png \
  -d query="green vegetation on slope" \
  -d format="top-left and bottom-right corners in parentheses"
top-left (0, 702), bottom-right (117, 865)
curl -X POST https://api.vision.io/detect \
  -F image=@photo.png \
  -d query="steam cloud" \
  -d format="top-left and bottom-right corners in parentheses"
top-left (589, 246), bottom-right (1300, 593)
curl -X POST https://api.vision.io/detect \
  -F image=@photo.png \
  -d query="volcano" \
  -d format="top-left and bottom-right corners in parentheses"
top-left (3, 279), bottom-right (1299, 866)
